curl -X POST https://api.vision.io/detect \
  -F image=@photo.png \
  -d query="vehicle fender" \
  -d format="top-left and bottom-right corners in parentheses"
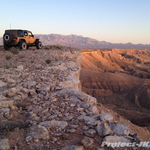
top-left (35, 39), bottom-right (39, 43)
top-left (19, 39), bottom-right (26, 43)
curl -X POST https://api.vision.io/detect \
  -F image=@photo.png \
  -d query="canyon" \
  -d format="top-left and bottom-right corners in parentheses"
top-left (80, 48), bottom-right (150, 131)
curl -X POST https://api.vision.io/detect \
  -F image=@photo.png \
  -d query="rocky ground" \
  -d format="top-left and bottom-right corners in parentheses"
top-left (0, 47), bottom-right (150, 150)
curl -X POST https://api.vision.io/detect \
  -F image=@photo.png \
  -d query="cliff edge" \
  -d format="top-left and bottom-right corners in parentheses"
top-left (0, 47), bottom-right (149, 150)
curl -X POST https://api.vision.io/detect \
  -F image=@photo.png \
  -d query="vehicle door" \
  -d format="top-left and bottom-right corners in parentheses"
top-left (28, 32), bottom-right (36, 43)
top-left (23, 31), bottom-right (29, 43)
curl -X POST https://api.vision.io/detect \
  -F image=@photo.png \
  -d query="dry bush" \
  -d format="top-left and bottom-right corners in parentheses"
top-left (10, 48), bottom-right (19, 54)
top-left (45, 59), bottom-right (51, 64)
top-left (44, 45), bottom-right (64, 50)
top-left (4, 62), bottom-right (12, 69)
top-left (5, 55), bottom-right (12, 60)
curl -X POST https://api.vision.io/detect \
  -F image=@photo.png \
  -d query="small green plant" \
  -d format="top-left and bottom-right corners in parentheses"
top-left (5, 55), bottom-right (12, 60)
top-left (45, 59), bottom-right (51, 64)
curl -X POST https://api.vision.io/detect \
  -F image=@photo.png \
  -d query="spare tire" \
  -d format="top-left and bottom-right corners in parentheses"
top-left (3, 33), bottom-right (13, 43)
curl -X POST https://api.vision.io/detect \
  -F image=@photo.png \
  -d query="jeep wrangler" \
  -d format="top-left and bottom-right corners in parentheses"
top-left (3, 29), bottom-right (42, 50)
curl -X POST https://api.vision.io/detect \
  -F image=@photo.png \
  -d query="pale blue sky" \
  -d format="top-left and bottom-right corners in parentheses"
top-left (0, 0), bottom-right (150, 44)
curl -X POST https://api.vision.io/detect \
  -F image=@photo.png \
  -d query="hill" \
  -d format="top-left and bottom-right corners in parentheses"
top-left (35, 34), bottom-right (150, 50)
top-left (1, 34), bottom-right (150, 49)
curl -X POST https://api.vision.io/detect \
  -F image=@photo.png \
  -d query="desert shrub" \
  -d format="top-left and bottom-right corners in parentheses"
top-left (10, 48), bottom-right (19, 54)
top-left (4, 62), bottom-right (12, 69)
top-left (45, 59), bottom-right (51, 64)
top-left (5, 55), bottom-right (12, 60)
top-left (44, 45), bottom-right (64, 50)
top-left (0, 45), bottom-right (3, 50)
top-left (55, 58), bottom-right (59, 61)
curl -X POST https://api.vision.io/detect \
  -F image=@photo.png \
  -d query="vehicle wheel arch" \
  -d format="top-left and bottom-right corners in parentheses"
top-left (19, 39), bottom-right (26, 43)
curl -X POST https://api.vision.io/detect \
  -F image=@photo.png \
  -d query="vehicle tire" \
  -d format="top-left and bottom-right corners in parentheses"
top-left (19, 41), bottom-right (27, 50)
top-left (27, 45), bottom-right (29, 49)
top-left (36, 41), bottom-right (42, 49)
top-left (3, 33), bottom-right (13, 43)
top-left (4, 43), bottom-right (10, 50)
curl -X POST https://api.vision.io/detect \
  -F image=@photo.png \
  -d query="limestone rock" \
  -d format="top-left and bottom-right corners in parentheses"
top-left (40, 120), bottom-right (68, 130)
top-left (99, 113), bottom-right (113, 122)
top-left (26, 136), bottom-right (32, 142)
top-left (103, 135), bottom-right (131, 143)
top-left (83, 116), bottom-right (97, 126)
top-left (67, 129), bottom-right (76, 133)
top-left (81, 137), bottom-right (94, 148)
top-left (29, 89), bottom-right (37, 96)
top-left (88, 105), bottom-right (99, 115)
top-left (0, 95), bottom-right (7, 101)
top-left (75, 92), bottom-right (97, 105)
top-left (59, 76), bottom-right (80, 91)
top-left (63, 116), bottom-right (73, 121)
top-left (84, 129), bottom-right (96, 138)
top-left (0, 100), bottom-right (14, 108)
top-left (49, 97), bottom-right (57, 103)
top-left (17, 65), bottom-right (24, 70)
top-left (96, 121), bottom-right (112, 137)
top-left (23, 81), bottom-right (36, 89)
top-left (62, 145), bottom-right (84, 150)
top-left (0, 139), bottom-right (10, 150)
top-left (0, 80), bottom-right (7, 88)
top-left (109, 122), bottom-right (131, 136)
top-left (28, 125), bottom-right (49, 140)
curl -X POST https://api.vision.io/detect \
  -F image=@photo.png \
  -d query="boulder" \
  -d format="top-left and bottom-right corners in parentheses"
top-left (109, 122), bottom-right (131, 136)
top-left (96, 121), bottom-right (112, 137)
top-left (88, 105), bottom-right (99, 115)
top-left (99, 113), bottom-right (113, 122)
top-left (28, 125), bottom-right (49, 140)
top-left (84, 129), bottom-right (96, 138)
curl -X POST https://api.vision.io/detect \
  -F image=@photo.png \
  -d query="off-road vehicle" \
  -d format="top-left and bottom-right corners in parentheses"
top-left (3, 29), bottom-right (42, 50)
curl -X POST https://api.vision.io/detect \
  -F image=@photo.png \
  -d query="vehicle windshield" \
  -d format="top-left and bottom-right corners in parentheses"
top-left (28, 32), bottom-right (33, 36)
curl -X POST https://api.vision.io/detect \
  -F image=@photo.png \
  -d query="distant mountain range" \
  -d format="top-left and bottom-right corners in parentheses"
top-left (0, 34), bottom-right (150, 50)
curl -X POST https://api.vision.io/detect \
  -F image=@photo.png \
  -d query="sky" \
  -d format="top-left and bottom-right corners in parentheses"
top-left (0, 0), bottom-right (150, 44)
